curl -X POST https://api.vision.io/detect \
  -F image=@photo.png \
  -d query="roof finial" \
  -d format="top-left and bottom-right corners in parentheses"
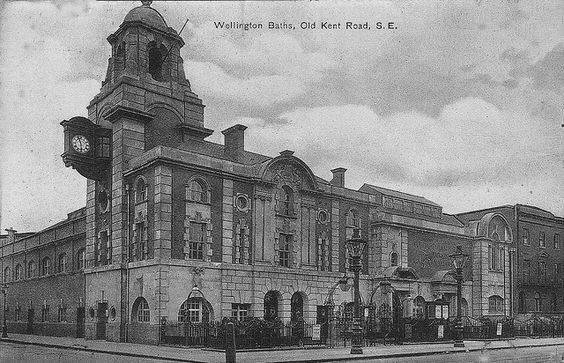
top-left (141, 0), bottom-right (152, 7)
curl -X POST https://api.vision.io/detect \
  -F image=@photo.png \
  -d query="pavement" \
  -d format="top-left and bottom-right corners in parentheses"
top-left (1, 333), bottom-right (564, 363)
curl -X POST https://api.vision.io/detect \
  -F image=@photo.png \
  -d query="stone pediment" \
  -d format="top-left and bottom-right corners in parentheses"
top-left (260, 151), bottom-right (317, 190)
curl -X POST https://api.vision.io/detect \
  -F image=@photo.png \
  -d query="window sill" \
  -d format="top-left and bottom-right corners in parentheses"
top-left (185, 199), bottom-right (211, 206)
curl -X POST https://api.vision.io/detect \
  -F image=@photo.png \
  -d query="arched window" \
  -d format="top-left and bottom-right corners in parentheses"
top-left (132, 297), bottom-right (150, 323)
top-left (346, 209), bottom-right (360, 227)
top-left (552, 292), bottom-right (558, 312)
top-left (264, 291), bottom-right (280, 321)
top-left (135, 178), bottom-right (147, 203)
top-left (390, 252), bottom-right (398, 267)
top-left (77, 249), bottom-right (86, 270)
top-left (27, 260), bottom-right (36, 278)
top-left (58, 253), bottom-right (68, 273)
top-left (14, 264), bottom-right (22, 281)
top-left (280, 186), bottom-right (294, 216)
top-left (178, 297), bottom-right (211, 323)
top-left (413, 296), bottom-right (425, 318)
top-left (186, 179), bottom-right (208, 203)
top-left (291, 292), bottom-right (304, 322)
top-left (534, 292), bottom-right (542, 312)
top-left (147, 42), bottom-right (169, 82)
top-left (3, 266), bottom-right (10, 283)
top-left (518, 291), bottom-right (526, 313)
top-left (488, 295), bottom-right (504, 314)
top-left (114, 42), bottom-right (126, 74)
top-left (41, 257), bottom-right (51, 276)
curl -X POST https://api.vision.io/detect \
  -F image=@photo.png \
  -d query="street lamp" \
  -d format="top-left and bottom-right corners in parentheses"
top-left (346, 228), bottom-right (367, 354)
top-left (449, 245), bottom-right (469, 348)
top-left (1, 283), bottom-right (8, 338)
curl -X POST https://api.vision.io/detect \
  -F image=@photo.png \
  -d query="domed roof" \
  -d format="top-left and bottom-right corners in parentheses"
top-left (123, 2), bottom-right (168, 30)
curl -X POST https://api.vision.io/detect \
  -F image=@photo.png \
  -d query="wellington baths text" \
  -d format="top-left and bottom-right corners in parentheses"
top-left (213, 21), bottom-right (396, 31)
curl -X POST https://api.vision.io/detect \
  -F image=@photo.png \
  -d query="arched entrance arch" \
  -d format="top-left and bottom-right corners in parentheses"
top-left (264, 290), bottom-right (282, 321)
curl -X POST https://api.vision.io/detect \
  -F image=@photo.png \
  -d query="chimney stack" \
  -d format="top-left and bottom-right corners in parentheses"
top-left (222, 124), bottom-right (247, 161)
top-left (5, 228), bottom-right (17, 245)
top-left (330, 168), bottom-right (346, 188)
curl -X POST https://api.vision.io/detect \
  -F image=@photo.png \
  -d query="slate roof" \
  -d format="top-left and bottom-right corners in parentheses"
top-left (359, 183), bottom-right (441, 207)
top-left (175, 139), bottom-right (271, 166)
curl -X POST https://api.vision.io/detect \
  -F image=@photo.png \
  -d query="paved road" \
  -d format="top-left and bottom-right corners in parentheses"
top-left (1, 340), bottom-right (563, 363)
top-left (0, 341), bottom-right (163, 363)
top-left (334, 345), bottom-right (564, 363)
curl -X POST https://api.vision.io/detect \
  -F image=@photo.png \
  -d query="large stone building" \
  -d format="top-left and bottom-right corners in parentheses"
top-left (1, 2), bottom-right (560, 345)
top-left (457, 205), bottom-right (564, 316)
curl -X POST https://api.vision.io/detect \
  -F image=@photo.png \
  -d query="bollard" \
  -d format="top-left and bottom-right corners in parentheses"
top-left (225, 322), bottom-right (236, 363)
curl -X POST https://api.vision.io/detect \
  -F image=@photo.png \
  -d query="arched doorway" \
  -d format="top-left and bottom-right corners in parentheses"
top-left (291, 292), bottom-right (304, 322)
top-left (264, 291), bottom-right (281, 321)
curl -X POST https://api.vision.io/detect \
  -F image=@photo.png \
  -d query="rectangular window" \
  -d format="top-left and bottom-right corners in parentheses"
top-left (231, 303), bottom-right (250, 321)
top-left (188, 301), bottom-right (201, 322)
top-left (523, 260), bottom-right (531, 284)
top-left (554, 234), bottom-right (560, 249)
top-left (523, 228), bottom-right (529, 245)
top-left (134, 222), bottom-right (148, 261)
top-left (41, 305), bottom-right (50, 322)
top-left (554, 263), bottom-right (561, 282)
top-left (539, 261), bottom-right (547, 283)
top-left (235, 228), bottom-right (245, 264)
top-left (539, 232), bottom-right (546, 248)
top-left (57, 307), bottom-right (67, 322)
top-left (317, 237), bottom-right (329, 271)
top-left (189, 222), bottom-right (206, 260)
top-left (279, 234), bottom-right (291, 267)
top-left (488, 245), bottom-right (493, 270)
top-left (96, 136), bottom-right (111, 158)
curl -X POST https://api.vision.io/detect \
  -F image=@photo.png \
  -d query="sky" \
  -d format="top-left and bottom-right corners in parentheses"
top-left (0, 0), bottom-right (562, 232)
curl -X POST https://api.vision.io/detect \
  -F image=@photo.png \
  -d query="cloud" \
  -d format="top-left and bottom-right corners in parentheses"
top-left (245, 97), bottom-right (562, 213)
top-left (1, 0), bottom-right (563, 231)
top-left (184, 60), bottom-right (307, 108)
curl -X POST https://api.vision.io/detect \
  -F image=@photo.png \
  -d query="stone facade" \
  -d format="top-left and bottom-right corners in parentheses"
top-left (0, 209), bottom-right (86, 337)
top-left (457, 205), bottom-right (564, 315)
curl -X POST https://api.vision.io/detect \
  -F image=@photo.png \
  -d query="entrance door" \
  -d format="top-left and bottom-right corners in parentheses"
top-left (27, 308), bottom-right (34, 334)
top-left (76, 307), bottom-right (85, 338)
top-left (96, 302), bottom-right (108, 340)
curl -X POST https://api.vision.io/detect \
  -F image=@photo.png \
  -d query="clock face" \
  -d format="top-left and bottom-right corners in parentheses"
top-left (72, 135), bottom-right (90, 154)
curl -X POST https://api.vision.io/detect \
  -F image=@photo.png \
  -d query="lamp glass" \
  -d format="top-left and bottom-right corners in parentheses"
top-left (449, 246), bottom-right (469, 270)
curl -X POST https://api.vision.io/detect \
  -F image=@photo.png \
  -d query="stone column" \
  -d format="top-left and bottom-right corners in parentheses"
top-left (153, 165), bottom-right (172, 261)
top-left (222, 180), bottom-right (234, 263)
top-left (331, 201), bottom-right (340, 272)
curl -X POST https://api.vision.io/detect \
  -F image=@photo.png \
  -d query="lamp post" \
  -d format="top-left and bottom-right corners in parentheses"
top-left (449, 245), bottom-right (469, 348)
top-left (346, 228), bottom-right (367, 354)
top-left (1, 283), bottom-right (8, 338)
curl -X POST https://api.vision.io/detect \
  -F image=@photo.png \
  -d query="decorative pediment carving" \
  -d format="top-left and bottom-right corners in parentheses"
top-left (261, 154), bottom-right (317, 191)
top-left (268, 163), bottom-right (305, 187)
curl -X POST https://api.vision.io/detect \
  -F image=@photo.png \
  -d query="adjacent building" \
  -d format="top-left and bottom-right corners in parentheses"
top-left (457, 205), bottom-right (564, 316)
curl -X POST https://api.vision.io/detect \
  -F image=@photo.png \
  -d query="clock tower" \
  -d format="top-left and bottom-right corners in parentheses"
top-left (62, 1), bottom-right (210, 342)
